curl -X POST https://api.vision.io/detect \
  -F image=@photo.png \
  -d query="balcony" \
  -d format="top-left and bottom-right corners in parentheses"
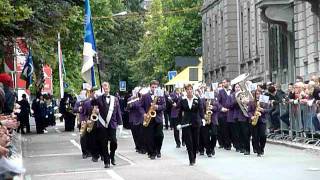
top-left (256, 0), bottom-right (294, 32)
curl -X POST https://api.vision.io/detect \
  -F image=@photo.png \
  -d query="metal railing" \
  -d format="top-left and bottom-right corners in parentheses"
top-left (267, 101), bottom-right (320, 147)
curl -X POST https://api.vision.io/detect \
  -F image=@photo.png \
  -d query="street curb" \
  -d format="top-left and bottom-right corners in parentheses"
top-left (267, 139), bottom-right (320, 151)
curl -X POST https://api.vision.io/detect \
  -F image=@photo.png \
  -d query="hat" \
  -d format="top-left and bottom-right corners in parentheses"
top-left (0, 73), bottom-right (13, 88)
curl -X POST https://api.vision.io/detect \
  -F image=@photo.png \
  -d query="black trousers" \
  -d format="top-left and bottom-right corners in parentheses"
top-left (182, 126), bottom-right (199, 164)
top-left (217, 116), bottom-right (227, 148)
top-left (131, 123), bottom-right (144, 151)
top-left (18, 116), bottom-right (30, 133)
top-left (92, 127), bottom-right (117, 165)
top-left (144, 119), bottom-right (164, 156)
top-left (80, 132), bottom-right (90, 156)
top-left (237, 121), bottom-right (250, 152)
top-left (64, 112), bottom-right (75, 131)
top-left (251, 121), bottom-right (267, 154)
top-left (199, 126), bottom-right (206, 153)
top-left (164, 111), bottom-right (170, 129)
top-left (225, 122), bottom-right (240, 150)
top-left (34, 116), bottom-right (44, 133)
top-left (171, 117), bottom-right (181, 146)
top-left (202, 125), bottom-right (218, 155)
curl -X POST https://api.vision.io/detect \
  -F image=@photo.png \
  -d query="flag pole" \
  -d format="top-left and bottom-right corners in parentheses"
top-left (95, 53), bottom-right (102, 92)
top-left (58, 33), bottom-right (64, 99)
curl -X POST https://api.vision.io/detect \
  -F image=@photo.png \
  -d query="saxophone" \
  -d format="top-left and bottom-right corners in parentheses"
top-left (143, 96), bottom-right (158, 127)
top-left (251, 101), bottom-right (261, 126)
top-left (87, 107), bottom-right (98, 133)
top-left (204, 100), bottom-right (213, 125)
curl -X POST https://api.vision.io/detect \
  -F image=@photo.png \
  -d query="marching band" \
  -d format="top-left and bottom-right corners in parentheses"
top-left (68, 74), bottom-right (277, 168)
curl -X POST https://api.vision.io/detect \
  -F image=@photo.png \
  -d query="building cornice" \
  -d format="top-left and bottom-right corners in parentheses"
top-left (201, 0), bottom-right (221, 14)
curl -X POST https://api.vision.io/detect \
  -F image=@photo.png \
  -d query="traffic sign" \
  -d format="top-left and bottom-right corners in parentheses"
top-left (168, 71), bottom-right (177, 80)
top-left (119, 81), bottom-right (126, 91)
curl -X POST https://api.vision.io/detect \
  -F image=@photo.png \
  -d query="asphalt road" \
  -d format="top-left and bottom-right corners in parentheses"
top-left (21, 122), bottom-right (320, 180)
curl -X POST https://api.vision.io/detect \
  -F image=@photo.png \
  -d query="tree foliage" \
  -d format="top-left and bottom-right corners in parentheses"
top-left (0, 0), bottom-right (202, 96)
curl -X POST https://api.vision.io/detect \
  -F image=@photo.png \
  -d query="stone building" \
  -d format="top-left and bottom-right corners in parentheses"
top-left (201, 0), bottom-right (320, 85)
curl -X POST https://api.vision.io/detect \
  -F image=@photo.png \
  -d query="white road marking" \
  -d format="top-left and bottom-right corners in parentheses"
top-left (107, 170), bottom-right (125, 180)
top-left (32, 169), bottom-right (125, 180)
top-left (116, 153), bottom-right (135, 166)
top-left (55, 128), bottom-right (61, 133)
top-left (71, 133), bottom-right (77, 137)
top-left (27, 152), bottom-right (81, 158)
top-left (70, 138), bottom-right (135, 166)
top-left (33, 169), bottom-right (109, 177)
top-left (70, 139), bottom-right (81, 151)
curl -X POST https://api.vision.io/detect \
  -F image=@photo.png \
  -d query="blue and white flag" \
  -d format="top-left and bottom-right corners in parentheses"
top-left (81, 0), bottom-right (96, 87)
top-left (21, 49), bottom-right (33, 89)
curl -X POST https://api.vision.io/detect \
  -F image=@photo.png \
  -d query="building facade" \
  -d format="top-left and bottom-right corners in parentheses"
top-left (201, 0), bottom-right (320, 85)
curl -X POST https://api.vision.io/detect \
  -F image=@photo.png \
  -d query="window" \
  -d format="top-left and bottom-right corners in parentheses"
top-left (189, 68), bottom-right (199, 81)
top-left (269, 24), bottom-right (279, 71)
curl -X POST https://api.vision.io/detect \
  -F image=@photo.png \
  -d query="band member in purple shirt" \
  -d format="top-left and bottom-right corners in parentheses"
top-left (217, 79), bottom-right (230, 150)
top-left (91, 82), bottom-right (123, 168)
top-left (127, 88), bottom-right (145, 154)
top-left (169, 88), bottom-right (182, 148)
top-left (141, 80), bottom-right (166, 160)
top-left (248, 90), bottom-right (271, 157)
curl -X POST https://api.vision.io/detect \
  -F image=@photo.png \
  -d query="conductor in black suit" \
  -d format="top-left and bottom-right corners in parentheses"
top-left (178, 84), bottom-right (204, 166)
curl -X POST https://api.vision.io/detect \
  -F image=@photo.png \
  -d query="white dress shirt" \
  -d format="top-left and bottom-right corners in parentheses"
top-left (187, 97), bottom-right (194, 109)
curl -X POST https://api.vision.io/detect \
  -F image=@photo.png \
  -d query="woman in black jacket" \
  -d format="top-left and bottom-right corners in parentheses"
top-left (178, 84), bottom-right (204, 166)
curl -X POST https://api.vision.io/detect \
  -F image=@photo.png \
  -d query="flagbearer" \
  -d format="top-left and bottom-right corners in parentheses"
top-left (91, 82), bottom-right (123, 168)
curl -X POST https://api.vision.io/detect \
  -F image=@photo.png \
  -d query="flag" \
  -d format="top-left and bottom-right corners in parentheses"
top-left (58, 33), bottom-right (65, 99)
top-left (81, 0), bottom-right (96, 87)
top-left (21, 49), bottom-right (33, 89)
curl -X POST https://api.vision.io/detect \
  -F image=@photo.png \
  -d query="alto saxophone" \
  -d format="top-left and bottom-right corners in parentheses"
top-left (143, 96), bottom-right (158, 127)
top-left (251, 101), bottom-right (261, 126)
top-left (204, 100), bottom-right (213, 125)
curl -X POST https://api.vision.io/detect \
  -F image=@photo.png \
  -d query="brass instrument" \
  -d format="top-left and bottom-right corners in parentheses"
top-left (204, 100), bottom-right (213, 125)
top-left (143, 96), bottom-right (158, 127)
top-left (87, 108), bottom-right (98, 132)
top-left (231, 73), bottom-right (253, 117)
top-left (251, 101), bottom-right (261, 126)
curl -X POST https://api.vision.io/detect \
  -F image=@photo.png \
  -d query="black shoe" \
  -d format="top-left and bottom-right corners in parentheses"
top-left (82, 154), bottom-right (89, 159)
top-left (176, 144), bottom-right (181, 148)
top-left (189, 162), bottom-right (195, 166)
top-left (182, 142), bottom-right (185, 146)
top-left (218, 146), bottom-right (224, 149)
top-left (257, 153), bottom-right (262, 157)
top-left (212, 149), bottom-right (215, 156)
top-left (244, 151), bottom-right (250, 155)
top-left (240, 149), bottom-right (245, 153)
top-left (156, 153), bottom-right (161, 158)
top-left (225, 147), bottom-right (231, 150)
top-left (261, 151), bottom-right (264, 155)
top-left (104, 164), bottom-right (110, 168)
top-left (111, 159), bottom-right (116, 165)
top-left (236, 149), bottom-right (240, 152)
top-left (199, 152), bottom-right (204, 156)
top-left (92, 157), bottom-right (99, 162)
top-left (139, 150), bottom-right (146, 154)
top-left (101, 156), bottom-right (104, 161)
top-left (150, 155), bottom-right (156, 160)
top-left (253, 149), bottom-right (257, 153)
top-left (207, 153), bottom-right (212, 158)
